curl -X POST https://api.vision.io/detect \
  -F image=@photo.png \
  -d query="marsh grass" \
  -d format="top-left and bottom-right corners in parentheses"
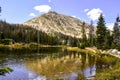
top-left (0, 67), bottom-right (13, 76)
top-left (95, 55), bottom-right (120, 79)
top-left (0, 44), bottom-right (9, 51)
top-left (78, 72), bottom-right (85, 80)
top-left (66, 47), bottom-right (99, 56)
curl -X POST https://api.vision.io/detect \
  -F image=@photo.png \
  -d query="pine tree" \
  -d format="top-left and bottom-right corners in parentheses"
top-left (80, 21), bottom-right (87, 48)
top-left (0, 6), bottom-right (1, 16)
top-left (96, 14), bottom-right (106, 49)
top-left (0, 7), bottom-right (1, 12)
top-left (104, 30), bottom-right (113, 49)
top-left (112, 16), bottom-right (120, 49)
top-left (89, 20), bottom-right (94, 47)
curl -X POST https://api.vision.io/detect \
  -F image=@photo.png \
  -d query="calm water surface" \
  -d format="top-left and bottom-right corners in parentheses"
top-left (0, 47), bottom-right (117, 80)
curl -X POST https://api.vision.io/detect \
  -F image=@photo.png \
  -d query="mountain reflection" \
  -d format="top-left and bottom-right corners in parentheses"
top-left (0, 47), bottom-right (116, 80)
top-left (24, 51), bottom-right (95, 79)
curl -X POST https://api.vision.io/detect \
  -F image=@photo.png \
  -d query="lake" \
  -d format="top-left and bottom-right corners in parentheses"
top-left (0, 47), bottom-right (119, 80)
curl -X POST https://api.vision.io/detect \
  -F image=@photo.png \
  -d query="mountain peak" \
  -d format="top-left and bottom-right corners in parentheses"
top-left (24, 12), bottom-right (91, 38)
top-left (47, 11), bottom-right (58, 15)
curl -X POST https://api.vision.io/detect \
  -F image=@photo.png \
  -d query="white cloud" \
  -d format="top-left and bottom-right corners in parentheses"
top-left (34, 5), bottom-right (51, 13)
top-left (48, 0), bottom-right (51, 2)
top-left (84, 9), bottom-right (89, 12)
top-left (29, 13), bottom-right (36, 17)
top-left (106, 23), bottom-right (114, 31)
top-left (86, 8), bottom-right (103, 21)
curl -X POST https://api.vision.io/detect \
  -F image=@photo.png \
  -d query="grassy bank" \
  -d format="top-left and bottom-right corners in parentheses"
top-left (66, 46), bottom-right (100, 55)
top-left (95, 56), bottom-right (120, 79)
top-left (0, 67), bottom-right (13, 76)
top-left (0, 43), bottom-right (64, 51)
top-left (0, 43), bottom-right (103, 55)
top-left (0, 43), bottom-right (120, 79)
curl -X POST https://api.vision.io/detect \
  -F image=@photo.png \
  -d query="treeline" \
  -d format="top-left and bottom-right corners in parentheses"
top-left (0, 20), bottom-right (80, 46)
top-left (0, 20), bottom-right (72, 45)
top-left (0, 14), bottom-right (120, 50)
top-left (95, 14), bottom-right (120, 50)
top-left (79, 14), bottom-right (120, 50)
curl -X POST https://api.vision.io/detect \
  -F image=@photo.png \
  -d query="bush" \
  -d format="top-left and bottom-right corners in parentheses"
top-left (29, 42), bottom-right (38, 48)
top-left (54, 78), bottom-right (64, 80)
top-left (78, 72), bottom-right (85, 80)
top-left (1, 39), bottom-right (13, 45)
top-left (0, 45), bottom-right (9, 51)
top-left (0, 67), bottom-right (13, 76)
top-left (79, 43), bottom-right (85, 49)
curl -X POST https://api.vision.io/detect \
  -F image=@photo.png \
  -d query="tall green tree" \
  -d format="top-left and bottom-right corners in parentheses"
top-left (89, 20), bottom-right (94, 47)
top-left (104, 30), bottom-right (113, 49)
top-left (96, 14), bottom-right (107, 49)
top-left (82, 22), bottom-right (87, 41)
top-left (0, 6), bottom-right (1, 16)
top-left (80, 21), bottom-right (87, 48)
top-left (112, 16), bottom-right (120, 49)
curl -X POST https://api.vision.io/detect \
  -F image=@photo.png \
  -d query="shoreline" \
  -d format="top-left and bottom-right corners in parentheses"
top-left (0, 43), bottom-right (120, 59)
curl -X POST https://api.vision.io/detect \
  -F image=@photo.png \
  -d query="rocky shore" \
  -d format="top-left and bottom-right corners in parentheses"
top-left (100, 49), bottom-right (120, 58)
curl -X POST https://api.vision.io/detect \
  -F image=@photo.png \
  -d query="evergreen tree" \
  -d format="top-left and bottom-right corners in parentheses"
top-left (112, 16), bottom-right (120, 49)
top-left (96, 14), bottom-right (107, 49)
top-left (82, 22), bottom-right (87, 41)
top-left (89, 20), bottom-right (94, 47)
top-left (0, 6), bottom-right (1, 17)
top-left (0, 6), bottom-right (1, 14)
top-left (80, 21), bottom-right (87, 48)
top-left (104, 30), bottom-right (113, 49)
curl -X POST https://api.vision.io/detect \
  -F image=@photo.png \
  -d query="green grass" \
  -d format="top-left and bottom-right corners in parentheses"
top-left (0, 67), bottom-right (13, 76)
top-left (95, 56), bottom-right (120, 79)
top-left (78, 72), bottom-right (85, 80)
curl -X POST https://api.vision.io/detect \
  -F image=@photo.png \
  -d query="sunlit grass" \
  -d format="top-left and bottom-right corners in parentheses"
top-left (0, 67), bottom-right (13, 76)
top-left (66, 46), bottom-right (99, 55)
top-left (95, 55), bottom-right (120, 79)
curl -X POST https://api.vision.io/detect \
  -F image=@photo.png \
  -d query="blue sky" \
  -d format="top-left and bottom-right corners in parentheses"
top-left (0, 0), bottom-right (120, 30)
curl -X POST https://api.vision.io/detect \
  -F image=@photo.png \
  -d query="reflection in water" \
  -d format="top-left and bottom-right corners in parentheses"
top-left (24, 51), bottom-right (97, 79)
top-left (25, 52), bottom-right (82, 78)
top-left (0, 47), bottom-right (118, 80)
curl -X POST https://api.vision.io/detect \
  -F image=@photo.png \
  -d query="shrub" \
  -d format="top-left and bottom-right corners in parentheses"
top-left (1, 39), bottom-right (13, 45)
top-left (0, 44), bottom-right (9, 51)
top-left (29, 42), bottom-right (38, 48)
top-left (78, 72), bottom-right (85, 80)
top-left (0, 67), bottom-right (13, 76)
top-left (54, 78), bottom-right (64, 80)
top-left (79, 43), bottom-right (85, 49)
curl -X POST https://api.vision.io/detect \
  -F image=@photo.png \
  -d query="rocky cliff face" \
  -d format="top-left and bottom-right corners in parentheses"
top-left (24, 11), bottom-right (93, 38)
